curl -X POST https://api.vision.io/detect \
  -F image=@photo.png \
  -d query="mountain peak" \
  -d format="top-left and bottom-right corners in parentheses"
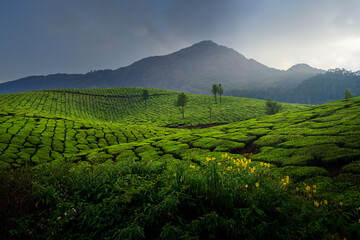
top-left (191, 40), bottom-right (218, 47)
top-left (286, 63), bottom-right (325, 74)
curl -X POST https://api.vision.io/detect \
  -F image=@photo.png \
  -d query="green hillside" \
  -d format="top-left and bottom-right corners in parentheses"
top-left (0, 87), bottom-right (306, 127)
top-left (65, 96), bottom-right (360, 207)
top-left (2, 88), bottom-right (360, 239)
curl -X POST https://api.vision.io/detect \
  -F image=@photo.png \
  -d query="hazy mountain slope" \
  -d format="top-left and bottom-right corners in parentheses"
top-left (0, 41), bottom-right (322, 95)
top-left (290, 69), bottom-right (360, 104)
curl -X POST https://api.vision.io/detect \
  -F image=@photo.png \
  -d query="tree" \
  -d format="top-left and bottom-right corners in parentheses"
top-left (175, 92), bottom-right (188, 119)
top-left (344, 88), bottom-right (353, 99)
top-left (265, 98), bottom-right (282, 115)
top-left (218, 84), bottom-right (223, 104)
top-left (212, 84), bottom-right (219, 103)
top-left (141, 89), bottom-right (149, 109)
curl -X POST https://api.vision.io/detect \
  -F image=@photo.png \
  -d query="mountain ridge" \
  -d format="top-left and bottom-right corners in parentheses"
top-left (0, 40), bottom-right (324, 95)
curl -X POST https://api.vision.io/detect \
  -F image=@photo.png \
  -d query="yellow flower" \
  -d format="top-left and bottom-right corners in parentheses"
top-left (296, 187), bottom-right (299, 191)
top-left (260, 162), bottom-right (264, 166)
top-left (212, 157), bottom-right (216, 160)
top-left (255, 182), bottom-right (259, 187)
top-left (314, 201), bottom-right (320, 207)
top-left (190, 164), bottom-right (195, 169)
top-left (308, 194), bottom-right (312, 197)
top-left (340, 201), bottom-right (343, 206)
top-left (313, 189), bottom-right (316, 193)
top-left (224, 153), bottom-right (228, 158)
top-left (221, 154), bottom-right (224, 158)
top-left (305, 186), bottom-right (311, 191)
top-left (206, 157), bottom-right (211, 162)
top-left (249, 159), bottom-right (251, 164)
top-left (223, 170), bottom-right (225, 174)
top-left (324, 200), bottom-right (328, 205)
top-left (218, 162), bottom-right (221, 166)
top-left (313, 185), bottom-right (316, 189)
top-left (245, 184), bottom-right (248, 188)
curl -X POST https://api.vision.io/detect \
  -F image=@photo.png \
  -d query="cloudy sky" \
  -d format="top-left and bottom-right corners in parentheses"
top-left (1, 0), bottom-right (360, 83)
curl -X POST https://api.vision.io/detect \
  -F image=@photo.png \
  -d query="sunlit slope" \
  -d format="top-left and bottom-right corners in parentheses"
top-left (0, 87), bottom-right (307, 127)
top-left (66, 96), bottom-right (360, 207)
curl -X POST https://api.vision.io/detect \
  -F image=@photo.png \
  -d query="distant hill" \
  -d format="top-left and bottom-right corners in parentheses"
top-left (0, 40), bottom-right (323, 95)
top-left (228, 69), bottom-right (360, 104)
top-left (289, 68), bottom-right (360, 104)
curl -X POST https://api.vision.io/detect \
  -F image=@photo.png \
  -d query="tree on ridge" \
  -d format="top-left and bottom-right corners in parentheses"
top-left (344, 88), bottom-right (353, 99)
top-left (141, 89), bottom-right (149, 109)
top-left (175, 92), bottom-right (188, 119)
top-left (212, 84), bottom-right (219, 104)
top-left (218, 84), bottom-right (223, 104)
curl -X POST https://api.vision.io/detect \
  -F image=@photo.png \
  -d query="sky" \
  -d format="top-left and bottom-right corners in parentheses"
top-left (1, 0), bottom-right (360, 83)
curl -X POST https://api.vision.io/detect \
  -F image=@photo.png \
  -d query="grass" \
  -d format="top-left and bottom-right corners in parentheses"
top-left (1, 87), bottom-right (360, 239)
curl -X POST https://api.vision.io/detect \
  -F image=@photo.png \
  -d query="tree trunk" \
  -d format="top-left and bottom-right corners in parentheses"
top-left (209, 106), bottom-right (212, 127)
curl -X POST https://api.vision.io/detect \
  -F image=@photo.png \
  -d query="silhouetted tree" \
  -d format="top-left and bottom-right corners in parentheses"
top-left (218, 84), bottom-right (223, 104)
top-left (141, 89), bottom-right (149, 109)
top-left (344, 88), bottom-right (353, 99)
top-left (212, 84), bottom-right (219, 103)
top-left (175, 92), bottom-right (188, 119)
top-left (265, 98), bottom-right (282, 115)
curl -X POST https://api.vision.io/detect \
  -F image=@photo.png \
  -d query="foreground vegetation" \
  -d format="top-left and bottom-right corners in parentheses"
top-left (1, 88), bottom-right (360, 239)
top-left (2, 158), bottom-right (359, 239)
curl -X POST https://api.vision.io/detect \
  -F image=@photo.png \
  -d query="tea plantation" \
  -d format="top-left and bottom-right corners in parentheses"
top-left (0, 87), bottom-right (306, 126)
top-left (1, 88), bottom-right (360, 239)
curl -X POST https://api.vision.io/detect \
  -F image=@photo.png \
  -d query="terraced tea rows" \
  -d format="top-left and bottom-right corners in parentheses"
top-left (0, 114), bottom-right (180, 169)
top-left (0, 88), bottom-right (307, 127)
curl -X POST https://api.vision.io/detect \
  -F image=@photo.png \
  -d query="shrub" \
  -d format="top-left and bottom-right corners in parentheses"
top-left (343, 161), bottom-right (360, 174)
top-left (265, 98), bottom-right (282, 115)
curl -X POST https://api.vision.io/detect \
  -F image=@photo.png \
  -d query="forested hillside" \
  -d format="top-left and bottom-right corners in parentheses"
top-left (229, 69), bottom-right (360, 104)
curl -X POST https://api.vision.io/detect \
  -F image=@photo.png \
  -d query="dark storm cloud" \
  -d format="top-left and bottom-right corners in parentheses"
top-left (1, 0), bottom-right (360, 83)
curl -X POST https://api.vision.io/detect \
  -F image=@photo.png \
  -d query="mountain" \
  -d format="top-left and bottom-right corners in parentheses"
top-left (0, 40), bottom-right (322, 95)
top-left (277, 63), bottom-right (325, 88)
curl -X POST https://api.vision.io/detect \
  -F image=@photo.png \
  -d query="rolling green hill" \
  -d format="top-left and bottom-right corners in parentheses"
top-left (1, 88), bottom-right (360, 239)
top-left (0, 87), bottom-right (306, 127)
